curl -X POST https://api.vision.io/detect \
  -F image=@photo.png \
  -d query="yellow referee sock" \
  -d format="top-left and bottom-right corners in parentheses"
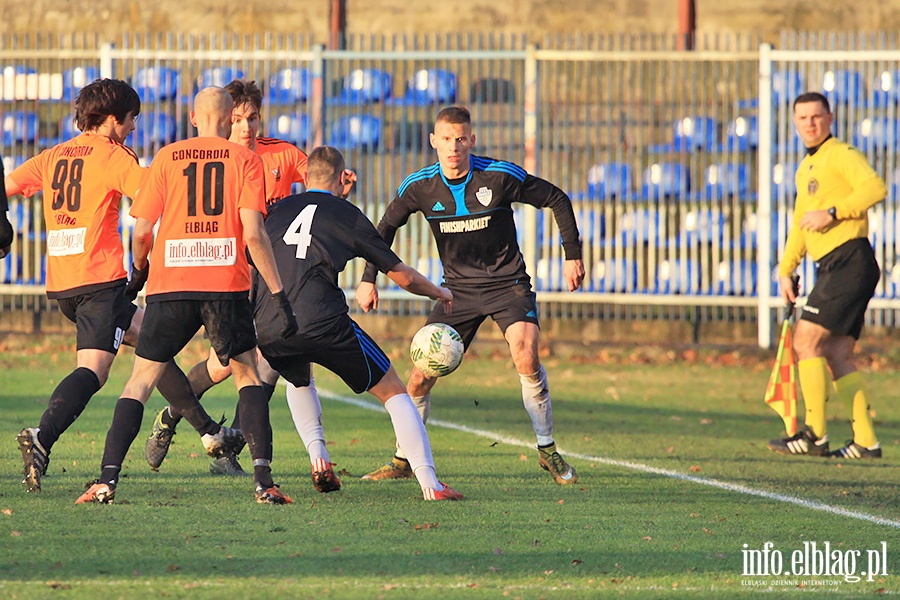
top-left (834, 371), bottom-right (878, 448)
top-left (798, 357), bottom-right (830, 439)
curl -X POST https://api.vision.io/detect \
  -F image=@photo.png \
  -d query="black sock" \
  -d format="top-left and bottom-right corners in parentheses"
top-left (99, 397), bottom-right (144, 486)
top-left (38, 367), bottom-right (101, 450)
top-left (187, 360), bottom-right (216, 400)
top-left (231, 382), bottom-right (276, 430)
top-left (156, 360), bottom-right (218, 435)
top-left (237, 386), bottom-right (272, 463)
top-left (254, 464), bottom-right (274, 489)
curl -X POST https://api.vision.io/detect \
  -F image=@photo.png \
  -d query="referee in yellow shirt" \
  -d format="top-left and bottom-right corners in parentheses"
top-left (768, 92), bottom-right (886, 460)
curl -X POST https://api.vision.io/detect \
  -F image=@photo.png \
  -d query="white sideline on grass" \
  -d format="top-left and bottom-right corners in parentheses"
top-left (316, 389), bottom-right (900, 531)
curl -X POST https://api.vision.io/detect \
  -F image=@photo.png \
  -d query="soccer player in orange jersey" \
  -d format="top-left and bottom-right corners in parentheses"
top-left (146, 79), bottom-right (356, 485)
top-left (6, 79), bottom-right (237, 494)
top-left (76, 87), bottom-right (298, 505)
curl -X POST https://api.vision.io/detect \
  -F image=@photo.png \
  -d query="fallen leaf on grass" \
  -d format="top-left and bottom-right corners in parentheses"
top-left (642, 536), bottom-right (652, 541)
top-left (544, 570), bottom-right (554, 575)
top-left (46, 582), bottom-right (71, 590)
top-left (702, 527), bottom-right (714, 535)
top-left (493, 547), bottom-right (503, 555)
top-left (557, 499), bottom-right (565, 505)
top-left (167, 564), bottom-right (179, 572)
top-left (519, 454), bottom-right (528, 461)
top-left (571, 559), bottom-right (582, 565)
top-left (10, 531), bottom-right (21, 536)
top-left (700, 418), bottom-right (714, 425)
top-left (689, 465), bottom-right (702, 472)
top-left (2, 509), bottom-right (11, 515)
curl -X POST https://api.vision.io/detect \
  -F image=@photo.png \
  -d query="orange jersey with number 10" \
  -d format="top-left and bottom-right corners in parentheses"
top-left (131, 137), bottom-right (266, 298)
top-left (8, 132), bottom-right (145, 298)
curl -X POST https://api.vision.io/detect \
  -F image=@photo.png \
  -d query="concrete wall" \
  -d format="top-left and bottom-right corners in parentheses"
top-left (7, 1), bottom-right (900, 43)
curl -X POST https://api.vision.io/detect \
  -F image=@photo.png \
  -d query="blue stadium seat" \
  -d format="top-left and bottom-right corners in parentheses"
top-left (617, 209), bottom-right (665, 245)
top-left (821, 69), bottom-right (864, 107)
top-left (650, 116), bottom-right (718, 153)
top-left (0, 65), bottom-right (37, 101)
top-left (2, 111), bottom-right (39, 145)
top-left (586, 162), bottom-right (633, 200)
top-left (268, 68), bottom-right (310, 104)
top-left (197, 67), bottom-right (244, 89)
top-left (62, 66), bottom-right (99, 102)
top-left (270, 113), bottom-right (309, 147)
top-left (715, 260), bottom-right (757, 296)
top-left (773, 70), bottom-right (804, 106)
top-left (588, 257), bottom-right (639, 293)
top-left (681, 209), bottom-right (725, 246)
top-left (640, 162), bottom-right (690, 200)
top-left (654, 259), bottom-right (699, 294)
top-left (469, 77), bottom-right (516, 103)
top-left (330, 115), bottom-right (381, 150)
top-left (535, 256), bottom-right (569, 291)
top-left (393, 69), bottom-right (457, 105)
top-left (853, 116), bottom-right (900, 152)
top-left (56, 113), bottom-right (80, 143)
top-left (335, 69), bottom-right (392, 104)
top-left (725, 116), bottom-right (758, 151)
top-left (133, 67), bottom-right (180, 102)
top-left (132, 111), bottom-right (178, 149)
top-left (871, 69), bottom-right (900, 108)
top-left (702, 163), bottom-right (752, 200)
top-left (771, 162), bottom-right (797, 199)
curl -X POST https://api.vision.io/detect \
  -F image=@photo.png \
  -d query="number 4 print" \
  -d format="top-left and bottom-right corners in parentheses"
top-left (283, 204), bottom-right (318, 259)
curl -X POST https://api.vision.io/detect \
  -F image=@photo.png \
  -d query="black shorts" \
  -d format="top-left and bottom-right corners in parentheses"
top-left (260, 313), bottom-right (390, 394)
top-left (425, 282), bottom-right (539, 350)
top-left (136, 298), bottom-right (257, 364)
top-left (57, 285), bottom-right (137, 354)
top-left (801, 238), bottom-right (880, 339)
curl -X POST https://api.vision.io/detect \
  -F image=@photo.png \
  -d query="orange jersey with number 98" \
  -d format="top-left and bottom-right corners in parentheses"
top-left (8, 132), bottom-right (146, 297)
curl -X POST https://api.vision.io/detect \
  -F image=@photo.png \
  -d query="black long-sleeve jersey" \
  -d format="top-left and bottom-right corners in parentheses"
top-left (254, 190), bottom-right (401, 345)
top-left (361, 155), bottom-right (581, 290)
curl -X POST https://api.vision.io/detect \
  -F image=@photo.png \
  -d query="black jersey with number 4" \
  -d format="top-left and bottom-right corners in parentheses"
top-left (254, 191), bottom-right (401, 344)
top-left (361, 154), bottom-right (582, 289)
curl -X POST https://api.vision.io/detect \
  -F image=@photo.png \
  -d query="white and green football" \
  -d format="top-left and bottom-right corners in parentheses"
top-left (409, 323), bottom-right (464, 378)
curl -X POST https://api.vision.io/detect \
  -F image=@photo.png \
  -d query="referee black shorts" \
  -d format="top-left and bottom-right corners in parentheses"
top-left (259, 313), bottom-right (391, 394)
top-left (801, 238), bottom-right (880, 340)
top-left (57, 284), bottom-right (137, 354)
top-left (136, 297), bottom-right (258, 364)
top-left (424, 281), bottom-right (539, 350)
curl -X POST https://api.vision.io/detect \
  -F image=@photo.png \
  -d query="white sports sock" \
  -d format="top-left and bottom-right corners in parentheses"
top-left (520, 366), bottom-right (554, 446)
top-left (394, 392), bottom-right (430, 461)
top-left (286, 378), bottom-right (330, 465)
top-left (384, 393), bottom-right (439, 490)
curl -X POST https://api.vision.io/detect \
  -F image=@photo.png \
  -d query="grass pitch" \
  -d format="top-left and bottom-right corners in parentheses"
top-left (1, 336), bottom-right (898, 598)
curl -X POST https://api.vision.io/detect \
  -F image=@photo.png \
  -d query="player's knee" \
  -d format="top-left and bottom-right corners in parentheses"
top-left (408, 367), bottom-right (436, 395)
top-left (206, 356), bottom-right (232, 383)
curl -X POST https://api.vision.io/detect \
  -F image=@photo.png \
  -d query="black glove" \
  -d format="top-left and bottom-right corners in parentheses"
top-left (271, 290), bottom-right (298, 340)
top-left (0, 212), bottom-right (13, 259)
top-left (124, 262), bottom-right (149, 302)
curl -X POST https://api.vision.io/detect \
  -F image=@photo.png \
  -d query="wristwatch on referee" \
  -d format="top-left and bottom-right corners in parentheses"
top-left (827, 206), bottom-right (837, 221)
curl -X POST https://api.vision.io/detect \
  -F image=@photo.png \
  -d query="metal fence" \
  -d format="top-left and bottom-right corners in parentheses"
top-left (2, 32), bottom-right (899, 346)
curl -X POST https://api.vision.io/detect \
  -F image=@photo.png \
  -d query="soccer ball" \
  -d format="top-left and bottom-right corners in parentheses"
top-left (410, 323), bottom-right (464, 378)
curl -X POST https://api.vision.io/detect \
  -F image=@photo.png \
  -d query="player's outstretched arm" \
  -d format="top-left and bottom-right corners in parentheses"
top-left (385, 262), bottom-right (452, 314)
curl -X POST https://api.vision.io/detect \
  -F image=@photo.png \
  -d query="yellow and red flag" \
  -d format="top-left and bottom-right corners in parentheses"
top-left (764, 319), bottom-right (797, 435)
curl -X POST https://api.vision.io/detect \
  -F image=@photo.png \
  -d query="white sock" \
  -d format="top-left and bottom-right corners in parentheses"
top-left (286, 378), bottom-right (330, 465)
top-left (384, 393), bottom-right (440, 490)
top-left (394, 392), bottom-right (430, 461)
top-left (520, 366), bottom-right (554, 447)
